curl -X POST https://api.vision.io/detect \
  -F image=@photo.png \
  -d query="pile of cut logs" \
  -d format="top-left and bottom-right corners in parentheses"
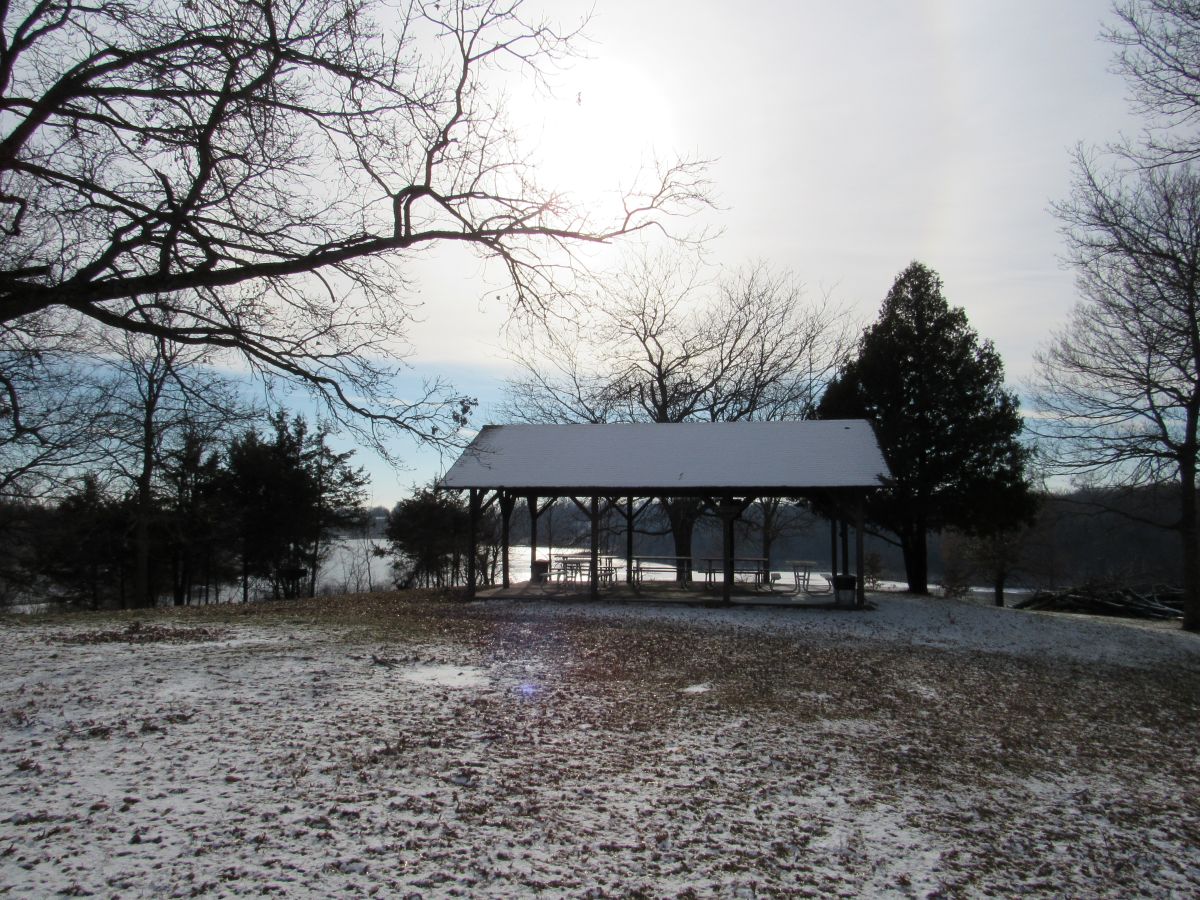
top-left (1014, 585), bottom-right (1184, 620)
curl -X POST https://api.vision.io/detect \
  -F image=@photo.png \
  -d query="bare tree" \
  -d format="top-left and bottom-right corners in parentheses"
top-left (0, 311), bottom-right (116, 499)
top-left (1109, 0), bottom-right (1200, 162)
top-left (939, 526), bottom-right (1031, 607)
top-left (505, 252), bottom-right (850, 425)
top-left (102, 325), bottom-right (255, 607)
top-left (503, 250), bottom-right (851, 567)
top-left (339, 512), bottom-right (385, 594)
top-left (0, 0), bottom-right (708, 451)
top-left (738, 496), bottom-right (813, 569)
top-left (1035, 157), bottom-right (1200, 630)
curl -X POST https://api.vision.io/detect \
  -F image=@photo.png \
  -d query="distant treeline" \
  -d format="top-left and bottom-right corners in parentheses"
top-left (4, 474), bottom-right (1179, 610)
top-left (0, 412), bottom-right (370, 610)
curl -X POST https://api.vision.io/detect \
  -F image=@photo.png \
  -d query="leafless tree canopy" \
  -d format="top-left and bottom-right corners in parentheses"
top-left (1109, 0), bottom-right (1200, 162)
top-left (0, 0), bottom-right (708, 448)
top-left (503, 253), bottom-right (851, 425)
top-left (1036, 157), bottom-right (1200, 628)
top-left (1036, 158), bottom-right (1200, 487)
top-left (502, 250), bottom-right (850, 578)
top-left (1035, 1), bottom-right (1200, 629)
top-left (0, 314), bottom-right (115, 499)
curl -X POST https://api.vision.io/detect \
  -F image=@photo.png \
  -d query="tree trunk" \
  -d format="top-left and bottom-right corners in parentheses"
top-left (133, 429), bottom-right (154, 608)
top-left (662, 498), bottom-right (699, 582)
top-left (308, 450), bottom-right (325, 599)
top-left (172, 551), bottom-right (186, 607)
top-left (132, 362), bottom-right (167, 610)
top-left (993, 571), bottom-right (1006, 607)
top-left (133, 510), bottom-right (151, 608)
top-left (307, 532), bottom-right (321, 598)
top-left (1179, 458), bottom-right (1199, 631)
top-left (759, 498), bottom-right (777, 568)
top-left (467, 489), bottom-right (480, 598)
top-left (90, 560), bottom-right (101, 611)
top-left (901, 524), bottom-right (929, 594)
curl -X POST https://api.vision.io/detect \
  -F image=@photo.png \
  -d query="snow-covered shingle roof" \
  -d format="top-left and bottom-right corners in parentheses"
top-left (440, 420), bottom-right (889, 493)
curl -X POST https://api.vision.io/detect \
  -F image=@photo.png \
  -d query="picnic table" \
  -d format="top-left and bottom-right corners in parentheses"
top-left (633, 555), bottom-right (692, 586)
top-left (552, 554), bottom-right (617, 585)
top-left (697, 557), bottom-right (772, 588)
top-left (787, 560), bottom-right (832, 594)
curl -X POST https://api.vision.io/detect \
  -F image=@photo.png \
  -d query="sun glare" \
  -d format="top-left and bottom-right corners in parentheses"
top-left (514, 57), bottom-right (678, 207)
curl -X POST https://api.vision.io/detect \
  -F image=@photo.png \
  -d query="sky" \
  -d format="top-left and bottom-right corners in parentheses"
top-left (365, 0), bottom-right (1139, 506)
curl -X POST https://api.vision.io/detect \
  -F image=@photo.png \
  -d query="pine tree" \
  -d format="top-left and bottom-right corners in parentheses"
top-left (384, 485), bottom-right (501, 589)
top-left (819, 262), bottom-right (1035, 593)
top-left (222, 413), bottom-right (367, 601)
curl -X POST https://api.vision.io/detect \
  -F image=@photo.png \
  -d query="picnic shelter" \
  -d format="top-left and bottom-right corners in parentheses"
top-left (439, 420), bottom-right (890, 605)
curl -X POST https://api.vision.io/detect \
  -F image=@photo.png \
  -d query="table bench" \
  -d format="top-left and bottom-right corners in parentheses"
top-left (633, 556), bottom-right (692, 586)
top-left (788, 560), bottom-right (832, 594)
top-left (697, 557), bottom-right (771, 588)
top-left (551, 555), bottom-right (617, 585)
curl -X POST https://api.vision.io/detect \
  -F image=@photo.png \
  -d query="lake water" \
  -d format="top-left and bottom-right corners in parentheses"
top-left (316, 540), bottom-right (594, 591)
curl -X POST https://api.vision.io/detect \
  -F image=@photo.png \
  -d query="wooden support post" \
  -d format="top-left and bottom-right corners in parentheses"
top-left (626, 495), bottom-right (635, 585)
top-left (855, 495), bottom-right (866, 608)
top-left (840, 519), bottom-right (850, 577)
top-left (829, 514), bottom-right (839, 577)
top-left (718, 496), bottom-right (746, 605)
top-left (527, 495), bottom-right (539, 582)
top-left (499, 492), bottom-right (515, 589)
top-left (723, 509), bottom-right (735, 604)
top-left (467, 489), bottom-right (480, 598)
top-left (590, 495), bottom-right (600, 601)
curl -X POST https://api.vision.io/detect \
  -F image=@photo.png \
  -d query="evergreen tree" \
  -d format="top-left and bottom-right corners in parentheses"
top-left (222, 413), bottom-right (367, 600)
top-left (818, 262), bottom-right (1035, 593)
top-left (385, 485), bottom-right (501, 589)
top-left (37, 475), bottom-right (132, 609)
top-left (386, 487), bottom-right (470, 589)
top-left (161, 430), bottom-right (234, 606)
top-left (302, 424), bottom-right (371, 598)
top-left (223, 427), bottom-right (285, 602)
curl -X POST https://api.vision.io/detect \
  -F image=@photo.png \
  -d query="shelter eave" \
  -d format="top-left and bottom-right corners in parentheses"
top-left (438, 420), bottom-right (892, 496)
top-left (436, 481), bottom-right (884, 496)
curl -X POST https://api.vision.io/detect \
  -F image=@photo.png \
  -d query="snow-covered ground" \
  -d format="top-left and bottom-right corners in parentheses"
top-left (1, 593), bottom-right (1197, 897)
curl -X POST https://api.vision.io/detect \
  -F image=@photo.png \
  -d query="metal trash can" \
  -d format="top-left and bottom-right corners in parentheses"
top-left (831, 574), bottom-right (858, 607)
top-left (532, 559), bottom-right (550, 584)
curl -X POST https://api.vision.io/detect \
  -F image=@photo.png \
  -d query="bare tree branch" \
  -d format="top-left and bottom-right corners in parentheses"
top-left (0, 0), bottom-right (711, 452)
top-left (502, 250), bottom-right (851, 428)
top-left (1109, 0), bottom-right (1200, 163)
top-left (1034, 153), bottom-right (1200, 627)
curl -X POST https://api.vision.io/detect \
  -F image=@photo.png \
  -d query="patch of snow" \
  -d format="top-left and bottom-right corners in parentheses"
top-left (798, 690), bottom-right (834, 703)
top-left (907, 681), bottom-right (940, 701)
top-left (0, 599), bottom-right (1196, 896)
top-left (497, 592), bottom-right (1200, 670)
top-left (401, 663), bottom-right (488, 688)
